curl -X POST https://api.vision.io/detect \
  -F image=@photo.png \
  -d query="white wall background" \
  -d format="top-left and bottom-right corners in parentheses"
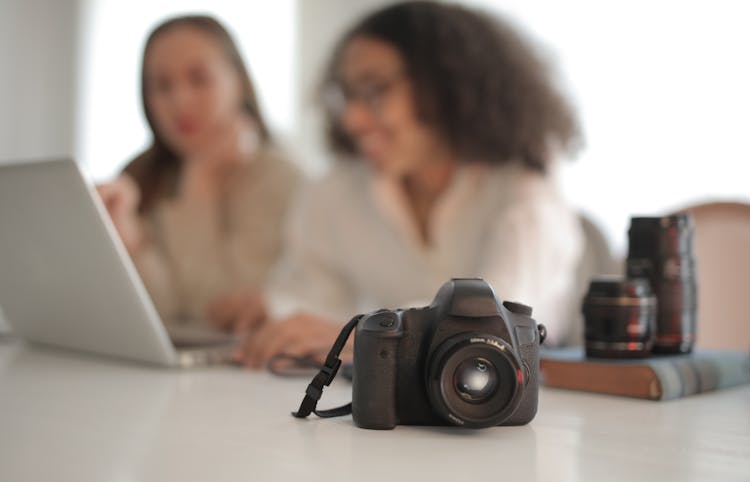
top-left (2, 0), bottom-right (749, 258)
top-left (0, 0), bottom-right (80, 163)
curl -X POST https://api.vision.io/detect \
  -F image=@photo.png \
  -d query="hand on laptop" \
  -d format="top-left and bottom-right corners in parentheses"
top-left (97, 175), bottom-right (144, 254)
top-left (207, 287), bottom-right (267, 335)
top-left (233, 312), bottom-right (349, 369)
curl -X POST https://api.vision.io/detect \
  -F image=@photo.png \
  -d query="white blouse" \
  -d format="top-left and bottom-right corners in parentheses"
top-left (269, 161), bottom-right (583, 346)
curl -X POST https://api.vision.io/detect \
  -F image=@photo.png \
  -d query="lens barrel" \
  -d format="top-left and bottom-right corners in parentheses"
top-left (583, 276), bottom-right (657, 358)
top-left (627, 214), bottom-right (697, 354)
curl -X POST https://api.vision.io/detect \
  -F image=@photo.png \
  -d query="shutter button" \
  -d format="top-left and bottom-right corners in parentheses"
top-left (375, 312), bottom-right (396, 328)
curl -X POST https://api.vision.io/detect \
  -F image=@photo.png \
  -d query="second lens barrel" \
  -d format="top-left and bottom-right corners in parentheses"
top-left (626, 214), bottom-right (697, 354)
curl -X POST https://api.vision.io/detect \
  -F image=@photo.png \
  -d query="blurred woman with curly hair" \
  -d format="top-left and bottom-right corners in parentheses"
top-left (238, 1), bottom-right (584, 367)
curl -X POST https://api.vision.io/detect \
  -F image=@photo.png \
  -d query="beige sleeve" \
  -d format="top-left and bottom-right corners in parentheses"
top-left (129, 220), bottom-right (181, 320)
top-left (223, 154), bottom-right (303, 288)
top-left (155, 196), bottom-right (228, 319)
top-left (149, 153), bottom-right (303, 319)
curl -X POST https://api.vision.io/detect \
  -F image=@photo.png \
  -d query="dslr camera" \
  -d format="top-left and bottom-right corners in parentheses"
top-left (352, 278), bottom-right (546, 429)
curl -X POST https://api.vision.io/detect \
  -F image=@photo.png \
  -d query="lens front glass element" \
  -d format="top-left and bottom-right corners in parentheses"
top-left (454, 357), bottom-right (499, 403)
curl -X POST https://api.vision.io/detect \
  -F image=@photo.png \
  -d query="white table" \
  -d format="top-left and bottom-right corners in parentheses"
top-left (0, 339), bottom-right (748, 482)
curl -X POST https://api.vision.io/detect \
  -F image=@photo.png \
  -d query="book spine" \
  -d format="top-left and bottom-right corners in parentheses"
top-left (649, 352), bottom-right (750, 400)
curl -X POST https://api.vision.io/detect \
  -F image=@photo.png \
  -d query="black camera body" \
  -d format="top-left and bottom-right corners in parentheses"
top-left (352, 278), bottom-right (545, 430)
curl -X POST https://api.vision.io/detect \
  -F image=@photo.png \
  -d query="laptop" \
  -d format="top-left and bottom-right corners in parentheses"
top-left (0, 158), bottom-right (239, 367)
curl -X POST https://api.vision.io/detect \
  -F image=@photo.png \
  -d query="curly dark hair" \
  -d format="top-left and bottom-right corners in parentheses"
top-left (124, 15), bottom-right (271, 213)
top-left (322, 1), bottom-right (582, 172)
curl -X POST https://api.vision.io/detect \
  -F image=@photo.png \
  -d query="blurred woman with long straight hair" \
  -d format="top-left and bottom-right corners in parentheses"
top-left (98, 15), bottom-right (301, 333)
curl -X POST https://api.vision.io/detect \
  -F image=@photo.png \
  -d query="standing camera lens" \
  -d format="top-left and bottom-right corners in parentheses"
top-left (627, 214), bottom-right (697, 354)
top-left (583, 276), bottom-right (657, 358)
top-left (427, 334), bottom-right (523, 428)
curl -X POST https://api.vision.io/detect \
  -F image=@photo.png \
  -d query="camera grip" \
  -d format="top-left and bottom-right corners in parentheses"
top-left (503, 339), bottom-right (539, 425)
top-left (352, 312), bottom-right (402, 429)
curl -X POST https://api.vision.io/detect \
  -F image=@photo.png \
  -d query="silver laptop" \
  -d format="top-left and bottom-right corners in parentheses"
top-left (0, 158), bottom-right (238, 367)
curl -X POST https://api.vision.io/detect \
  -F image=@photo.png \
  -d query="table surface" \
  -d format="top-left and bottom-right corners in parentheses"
top-left (0, 339), bottom-right (748, 482)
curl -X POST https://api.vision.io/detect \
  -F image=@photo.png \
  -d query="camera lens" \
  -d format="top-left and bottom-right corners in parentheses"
top-left (454, 357), bottom-right (498, 403)
top-left (427, 334), bottom-right (523, 428)
top-left (583, 276), bottom-right (657, 358)
top-left (627, 214), bottom-right (697, 354)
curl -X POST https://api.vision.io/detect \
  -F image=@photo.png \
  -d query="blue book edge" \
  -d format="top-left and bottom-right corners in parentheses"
top-left (541, 347), bottom-right (750, 400)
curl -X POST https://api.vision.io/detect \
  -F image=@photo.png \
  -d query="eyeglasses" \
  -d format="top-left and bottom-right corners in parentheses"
top-left (323, 72), bottom-right (405, 117)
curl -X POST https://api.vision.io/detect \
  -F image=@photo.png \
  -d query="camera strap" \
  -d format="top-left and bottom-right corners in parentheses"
top-left (292, 314), bottom-right (363, 419)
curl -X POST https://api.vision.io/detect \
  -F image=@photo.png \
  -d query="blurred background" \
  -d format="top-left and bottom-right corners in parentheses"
top-left (1, 0), bottom-right (748, 258)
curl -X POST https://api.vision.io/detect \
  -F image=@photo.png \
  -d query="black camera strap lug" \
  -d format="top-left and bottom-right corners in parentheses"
top-left (292, 314), bottom-right (363, 419)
